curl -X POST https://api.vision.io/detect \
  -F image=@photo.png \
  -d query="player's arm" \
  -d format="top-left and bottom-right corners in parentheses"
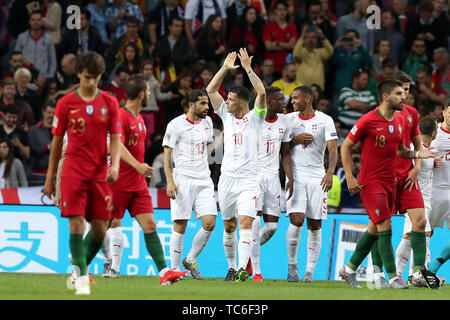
top-left (404, 135), bottom-right (423, 191)
top-left (44, 135), bottom-right (64, 199)
top-left (238, 48), bottom-right (267, 112)
top-left (322, 139), bottom-right (338, 192)
top-left (120, 142), bottom-right (153, 177)
top-left (397, 143), bottom-right (439, 159)
top-left (163, 146), bottom-right (178, 199)
top-left (206, 52), bottom-right (239, 111)
top-left (107, 133), bottom-right (121, 183)
top-left (281, 142), bottom-right (294, 200)
top-left (341, 137), bottom-right (362, 194)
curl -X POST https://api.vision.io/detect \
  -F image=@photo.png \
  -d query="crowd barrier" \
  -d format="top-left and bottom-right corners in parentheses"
top-left (1, 204), bottom-right (448, 281)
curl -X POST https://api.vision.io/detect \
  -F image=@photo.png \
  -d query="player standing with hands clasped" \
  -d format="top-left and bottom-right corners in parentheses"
top-left (163, 90), bottom-right (217, 280)
top-left (44, 52), bottom-right (122, 295)
top-left (206, 48), bottom-right (267, 282)
top-left (285, 85), bottom-right (338, 283)
top-left (339, 79), bottom-right (439, 289)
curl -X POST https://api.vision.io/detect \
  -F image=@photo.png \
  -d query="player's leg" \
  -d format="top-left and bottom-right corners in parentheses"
top-left (260, 214), bottom-right (279, 245)
top-left (304, 218), bottom-right (322, 283)
top-left (100, 226), bottom-right (112, 275)
top-left (171, 219), bottom-right (188, 270)
top-left (396, 214), bottom-right (413, 279)
top-left (251, 212), bottom-right (262, 280)
top-left (69, 215), bottom-right (88, 277)
top-left (236, 214), bottom-right (254, 281)
top-left (104, 218), bottom-right (124, 277)
top-left (428, 239), bottom-right (450, 274)
top-left (406, 208), bottom-right (427, 274)
top-left (183, 214), bottom-right (216, 280)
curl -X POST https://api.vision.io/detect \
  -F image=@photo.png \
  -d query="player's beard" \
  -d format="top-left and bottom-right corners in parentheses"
top-left (195, 109), bottom-right (207, 119)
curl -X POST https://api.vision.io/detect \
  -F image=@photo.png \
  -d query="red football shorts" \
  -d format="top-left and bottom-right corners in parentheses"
top-left (393, 177), bottom-right (424, 214)
top-left (111, 189), bottom-right (154, 219)
top-left (60, 177), bottom-right (113, 221)
top-left (360, 183), bottom-right (395, 224)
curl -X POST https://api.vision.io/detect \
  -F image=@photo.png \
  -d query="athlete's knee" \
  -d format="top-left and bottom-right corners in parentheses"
top-left (110, 218), bottom-right (122, 229)
top-left (289, 213), bottom-right (305, 227)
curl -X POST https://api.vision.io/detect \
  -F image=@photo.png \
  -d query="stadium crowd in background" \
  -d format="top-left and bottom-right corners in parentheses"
top-left (0, 0), bottom-right (449, 213)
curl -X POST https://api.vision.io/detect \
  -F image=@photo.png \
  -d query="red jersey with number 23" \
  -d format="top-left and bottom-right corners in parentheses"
top-left (52, 90), bottom-right (122, 181)
top-left (111, 107), bottom-right (147, 192)
top-left (347, 109), bottom-right (404, 186)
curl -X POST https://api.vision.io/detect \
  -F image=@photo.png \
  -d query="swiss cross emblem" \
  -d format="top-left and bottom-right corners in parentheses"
top-left (279, 128), bottom-right (284, 134)
top-left (312, 124), bottom-right (318, 130)
top-left (243, 117), bottom-right (248, 124)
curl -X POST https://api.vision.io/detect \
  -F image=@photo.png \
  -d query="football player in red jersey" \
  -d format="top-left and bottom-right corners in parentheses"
top-left (44, 52), bottom-right (122, 295)
top-left (338, 79), bottom-right (438, 289)
top-left (103, 74), bottom-right (189, 285)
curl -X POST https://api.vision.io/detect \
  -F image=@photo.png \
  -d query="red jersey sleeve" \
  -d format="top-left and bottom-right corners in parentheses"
top-left (108, 96), bottom-right (122, 135)
top-left (52, 98), bottom-right (68, 136)
top-left (347, 117), bottom-right (367, 144)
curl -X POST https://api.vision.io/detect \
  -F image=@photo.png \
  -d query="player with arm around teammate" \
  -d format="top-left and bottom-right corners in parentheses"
top-left (285, 85), bottom-right (338, 283)
top-left (163, 90), bottom-right (217, 280)
top-left (206, 48), bottom-right (267, 282)
top-left (249, 86), bottom-right (293, 282)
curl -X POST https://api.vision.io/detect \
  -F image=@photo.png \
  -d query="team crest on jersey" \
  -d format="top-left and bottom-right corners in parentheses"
top-left (100, 106), bottom-right (108, 121)
top-left (388, 125), bottom-right (394, 134)
top-left (138, 123), bottom-right (143, 131)
top-left (407, 116), bottom-right (412, 126)
top-left (351, 125), bottom-right (358, 135)
top-left (86, 105), bottom-right (94, 115)
top-left (398, 125), bottom-right (402, 135)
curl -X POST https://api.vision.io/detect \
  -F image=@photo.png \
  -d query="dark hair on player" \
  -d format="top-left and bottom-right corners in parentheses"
top-left (181, 90), bottom-right (208, 109)
top-left (265, 86), bottom-right (282, 101)
top-left (293, 85), bottom-right (314, 97)
top-left (419, 116), bottom-right (437, 136)
top-left (126, 74), bottom-right (147, 100)
top-left (75, 52), bottom-right (105, 76)
top-left (229, 86), bottom-right (251, 103)
top-left (390, 71), bottom-right (412, 84)
top-left (377, 79), bottom-right (403, 101)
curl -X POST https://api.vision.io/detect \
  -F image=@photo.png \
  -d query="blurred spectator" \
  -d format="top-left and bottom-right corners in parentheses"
top-left (371, 38), bottom-right (392, 78)
top-left (402, 37), bottom-right (429, 82)
top-left (40, 78), bottom-right (59, 105)
top-left (147, 0), bottom-right (184, 53)
top-left (293, 25), bottom-right (333, 89)
top-left (140, 60), bottom-right (173, 147)
top-left (28, 101), bottom-right (55, 186)
top-left (164, 70), bottom-right (194, 124)
top-left (392, 0), bottom-right (413, 36)
top-left (184, 0), bottom-right (227, 52)
top-left (406, 92), bottom-right (417, 111)
top-left (15, 11), bottom-right (57, 79)
top-left (153, 40), bottom-right (178, 91)
top-left (7, 0), bottom-right (42, 40)
top-left (158, 17), bottom-right (193, 72)
top-left (0, 139), bottom-right (28, 188)
top-left (424, 99), bottom-right (444, 122)
top-left (412, 66), bottom-right (447, 108)
top-left (224, 68), bottom-right (245, 89)
top-left (0, 77), bottom-right (35, 130)
top-left (311, 84), bottom-right (324, 105)
top-left (58, 8), bottom-right (103, 60)
top-left (316, 95), bottom-right (332, 114)
top-left (405, 0), bottom-right (449, 60)
top-left (109, 42), bottom-right (141, 83)
top-left (196, 14), bottom-right (227, 66)
top-left (298, 0), bottom-right (334, 43)
top-left (260, 58), bottom-right (276, 86)
top-left (105, 0), bottom-right (144, 41)
top-left (228, 6), bottom-right (264, 64)
top-left (338, 68), bottom-right (377, 129)
top-left (226, 0), bottom-right (250, 38)
top-left (263, 0), bottom-right (298, 75)
top-left (14, 68), bottom-right (42, 122)
top-left (339, 151), bottom-right (363, 209)
top-left (58, 54), bottom-right (79, 90)
top-left (0, 104), bottom-right (30, 162)
top-left (375, 58), bottom-right (398, 82)
top-left (320, 0), bottom-right (338, 30)
top-left (42, 0), bottom-right (62, 45)
top-left (105, 16), bottom-right (147, 78)
top-left (331, 29), bottom-right (372, 99)
top-left (102, 66), bottom-right (130, 107)
top-left (272, 62), bottom-right (303, 104)
top-left (2, 51), bottom-right (35, 80)
top-left (431, 47), bottom-right (450, 100)
top-left (433, 0), bottom-right (448, 19)
top-left (335, 0), bottom-right (374, 52)
top-left (373, 10), bottom-right (405, 65)
top-left (86, 0), bottom-right (110, 43)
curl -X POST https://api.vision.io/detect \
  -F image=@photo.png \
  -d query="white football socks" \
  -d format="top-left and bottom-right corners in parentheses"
top-left (306, 229), bottom-right (322, 274)
top-left (238, 229), bottom-right (252, 271)
top-left (259, 222), bottom-right (278, 245)
top-left (169, 231), bottom-right (184, 270)
top-left (251, 217), bottom-right (262, 275)
top-left (395, 238), bottom-right (411, 277)
top-left (287, 224), bottom-right (302, 264)
top-left (110, 227), bottom-right (124, 272)
top-left (186, 228), bottom-right (212, 264)
top-left (223, 231), bottom-right (237, 270)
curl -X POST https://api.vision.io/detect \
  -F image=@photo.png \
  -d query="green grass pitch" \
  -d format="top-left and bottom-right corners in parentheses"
top-left (1, 273), bottom-right (449, 300)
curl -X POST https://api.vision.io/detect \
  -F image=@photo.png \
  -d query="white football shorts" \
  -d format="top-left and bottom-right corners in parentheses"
top-left (218, 175), bottom-right (258, 220)
top-left (286, 176), bottom-right (328, 220)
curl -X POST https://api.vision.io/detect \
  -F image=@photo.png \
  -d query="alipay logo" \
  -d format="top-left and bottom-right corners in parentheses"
top-left (0, 212), bottom-right (59, 272)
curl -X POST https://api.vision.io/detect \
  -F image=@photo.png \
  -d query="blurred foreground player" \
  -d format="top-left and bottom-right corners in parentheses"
top-left (44, 52), bottom-right (122, 295)
top-left (339, 79), bottom-right (439, 289)
top-left (103, 75), bottom-right (190, 285)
